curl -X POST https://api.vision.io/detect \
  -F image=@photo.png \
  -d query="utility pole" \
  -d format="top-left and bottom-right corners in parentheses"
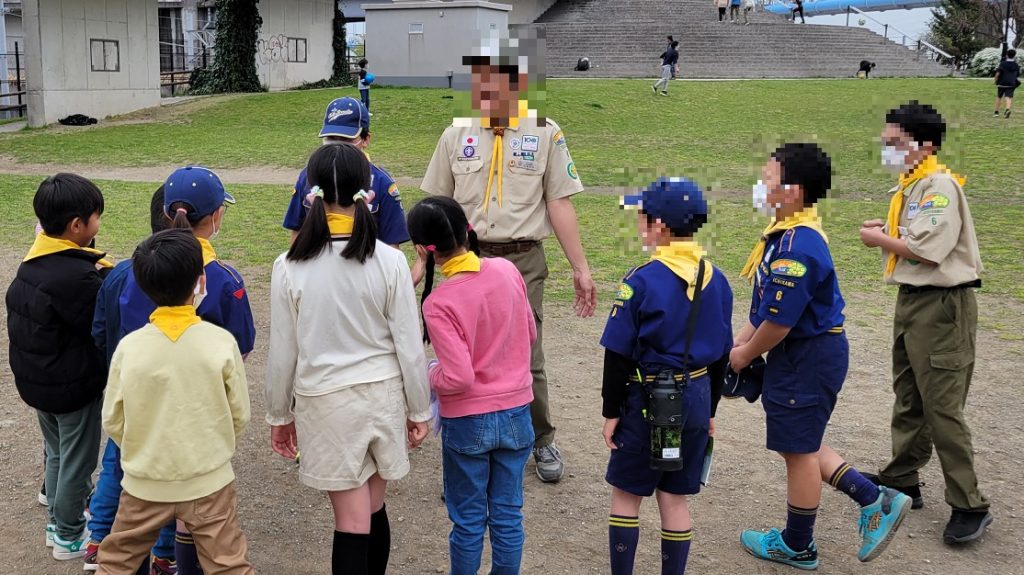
top-left (0, 0), bottom-right (9, 117)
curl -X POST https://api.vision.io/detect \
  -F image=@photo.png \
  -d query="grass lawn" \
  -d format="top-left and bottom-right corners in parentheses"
top-left (0, 79), bottom-right (1019, 201)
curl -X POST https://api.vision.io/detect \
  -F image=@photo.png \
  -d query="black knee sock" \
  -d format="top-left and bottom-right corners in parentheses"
top-left (175, 531), bottom-right (204, 575)
top-left (369, 505), bottom-right (391, 575)
top-left (334, 531), bottom-right (370, 575)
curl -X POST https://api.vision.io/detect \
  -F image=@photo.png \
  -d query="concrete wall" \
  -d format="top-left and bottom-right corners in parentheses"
top-left (5, 11), bottom-right (25, 53)
top-left (22, 0), bottom-right (160, 126)
top-left (365, 1), bottom-right (510, 88)
top-left (506, 0), bottom-right (556, 24)
top-left (256, 0), bottom-right (334, 90)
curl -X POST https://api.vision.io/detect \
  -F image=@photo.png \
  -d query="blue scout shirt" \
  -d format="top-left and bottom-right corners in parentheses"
top-left (283, 164), bottom-right (410, 245)
top-left (601, 260), bottom-right (734, 373)
top-left (749, 227), bottom-right (845, 339)
top-left (92, 260), bottom-right (134, 366)
top-left (117, 256), bottom-right (256, 355)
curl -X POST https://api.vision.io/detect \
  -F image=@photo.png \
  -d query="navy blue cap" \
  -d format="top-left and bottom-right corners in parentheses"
top-left (723, 356), bottom-right (766, 403)
top-left (163, 166), bottom-right (235, 218)
top-left (622, 177), bottom-right (708, 232)
top-left (319, 97), bottom-right (370, 139)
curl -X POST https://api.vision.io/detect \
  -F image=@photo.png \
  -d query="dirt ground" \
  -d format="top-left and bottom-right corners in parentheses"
top-left (1, 248), bottom-right (1022, 575)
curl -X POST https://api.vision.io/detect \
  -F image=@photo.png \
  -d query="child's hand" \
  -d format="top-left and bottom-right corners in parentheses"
top-left (602, 418), bottom-right (620, 450)
top-left (271, 423), bottom-right (298, 460)
top-left (407, 419), bottom-right (429, 449)
top-left (709, 418), bottom-right (716, 438)
top-left (729, 345), bottom-right (753, 372)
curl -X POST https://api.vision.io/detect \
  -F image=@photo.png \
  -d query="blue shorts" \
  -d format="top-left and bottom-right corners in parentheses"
top-left (762, 332), bottom-right (849, 454)
top-left (605, 374), bottom-right (710, 497)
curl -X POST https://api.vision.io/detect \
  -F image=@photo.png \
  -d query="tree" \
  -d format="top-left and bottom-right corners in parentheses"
top-left (930, 0), bottom-right (987, 68)
top-left (191, 0), bottom-right (264, 94)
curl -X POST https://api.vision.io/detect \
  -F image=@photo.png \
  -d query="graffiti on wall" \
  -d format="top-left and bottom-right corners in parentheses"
top-left (257, 34), bottom-right (289, 64)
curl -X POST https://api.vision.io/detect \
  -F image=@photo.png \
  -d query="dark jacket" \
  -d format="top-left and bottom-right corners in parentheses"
top-left (7, 249), bottom-right (109, 413)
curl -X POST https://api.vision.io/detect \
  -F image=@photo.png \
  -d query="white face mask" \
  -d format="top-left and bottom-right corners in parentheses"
top-left (881, 141), bottom-right (919, 173)
top-left (752, 181), bottom-right (778, 217)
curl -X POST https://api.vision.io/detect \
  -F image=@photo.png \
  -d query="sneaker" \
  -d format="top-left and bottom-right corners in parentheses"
top-left (533, 443), bottom-right (565, 483)
top-left (857, 486), bottom-right (911, 562)
top-left (995, 110), bottom-right (1002, 117)
top-left (652, 85), bottom-right (657, 94)
top-left (1006, 110), bottom-right (1012, 119)
top-left (943, 509), bottom-right (993, 544)
top-left (52, 529), bottom-right (91, 560)
top-left (151, 556), bottom-right (178, 575)
top-left (740, 528), bottom-right (819, 570)
top-left (38, 482), bottom-right (48, 506)
top-left (862, 472), bottom-right (924, 509)
top-left (660, 91), bottom-right (669, 97)
top-left (45, 524), bottom-right (55, 548)
top-left (83, 540), bottom-right (100, 571)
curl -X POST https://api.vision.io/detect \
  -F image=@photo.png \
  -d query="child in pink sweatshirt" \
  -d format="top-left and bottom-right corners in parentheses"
top-left (408, 196), bottom-right (536, 575)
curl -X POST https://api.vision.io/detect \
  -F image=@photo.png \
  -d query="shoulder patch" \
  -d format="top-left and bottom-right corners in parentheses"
top-left (615, 283), bottom-right (635, 301)
top-left (919, 193), bottom-right (949, 211)
top-left (770, 259), bottom-right (807, 278)
top-left (567, 162), bottom-right (579, 180)
top-left (387, 183), bottom-right (400, 198)
top-left (232, 288), bottom-right (246, 300)
top-left (553, 130), bottom-right (567, 148)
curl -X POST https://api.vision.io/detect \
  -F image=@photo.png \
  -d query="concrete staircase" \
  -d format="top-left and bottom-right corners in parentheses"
top-left (532, 0), bottom-right (951, 78)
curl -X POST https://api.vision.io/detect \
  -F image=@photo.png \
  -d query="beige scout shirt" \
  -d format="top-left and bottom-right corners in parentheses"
top-left (886, 173), bottom-right (983, 287)
top-left (421, 118), bottom-right (584, 243)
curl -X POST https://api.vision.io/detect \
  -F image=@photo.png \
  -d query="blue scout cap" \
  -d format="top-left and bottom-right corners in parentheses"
top-left (622, 177), bottom-right (708, 232)
top-left (319, 97), bottom-right (370, 139)
top-left (163, 166), bottom-right (235, 218)
top-left (723, 356), bottom-right (766, 403)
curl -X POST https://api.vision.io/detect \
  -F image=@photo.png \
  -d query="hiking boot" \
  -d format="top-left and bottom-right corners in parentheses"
top-left (38, 482), bottom-right (48, 506)
top-left (740, 527), bottom-right (819, 570)
top-left (943, 509), bottom-right (993, 544)
top-left (857, 487), bottom-right (911, 562)
top-left (52, 529), bottom-right (91, 560)
top-left (533, 443), bottom-right (565, 483)
top-left (83, 540), bottom-right (100, 571)
top-left (862, 472), bottom-right (924, 509)
top-left (150, 556), bottom-right (178, 575)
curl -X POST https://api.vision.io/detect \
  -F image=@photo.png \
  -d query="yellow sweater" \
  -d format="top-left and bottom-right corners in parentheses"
top-left (103, 318), bottom-right (250, 503)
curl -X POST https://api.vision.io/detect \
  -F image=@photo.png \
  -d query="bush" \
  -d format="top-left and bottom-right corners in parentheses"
top-left (970, 47), bottom-right (1024, 77)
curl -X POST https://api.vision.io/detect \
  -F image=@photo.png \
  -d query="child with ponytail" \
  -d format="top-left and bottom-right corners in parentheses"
top-left (408, 196), bottom-right (537, 575)
top-left (266, 143), bottom-right (432, 575)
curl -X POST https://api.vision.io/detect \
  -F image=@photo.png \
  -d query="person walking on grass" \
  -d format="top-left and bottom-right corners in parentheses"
top-left (655, 41), bottom-right (680, 96)
top-left (994, 49), bottom-right (1019, 119)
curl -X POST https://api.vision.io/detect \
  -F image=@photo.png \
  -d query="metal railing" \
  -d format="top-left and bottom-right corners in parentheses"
top-left (0, 41), bottom-right (26, 118)
top-left (844, 5), bottom-right (954, 65)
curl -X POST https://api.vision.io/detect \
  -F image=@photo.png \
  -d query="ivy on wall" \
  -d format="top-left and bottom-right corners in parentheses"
top-left (191, 0), bottom-right (265, 94)
top-left (296, 7), bottom-right (354, 90)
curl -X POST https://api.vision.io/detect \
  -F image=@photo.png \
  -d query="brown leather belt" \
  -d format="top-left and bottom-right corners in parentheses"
top-left (478, 241), bottom-right (540, 256)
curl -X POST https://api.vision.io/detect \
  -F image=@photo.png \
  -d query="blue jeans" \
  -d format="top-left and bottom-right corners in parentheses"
top-left (442, 404), bottom-right (533, 575)
top-left (89, 439), bottom-right (176, 559)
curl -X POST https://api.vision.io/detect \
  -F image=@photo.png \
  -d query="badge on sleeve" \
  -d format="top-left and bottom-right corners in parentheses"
top-left (387, 183), bottom-right (400, 199)
top-left (616, 283), bottom-right (634, 301)
top-left (567, 162), bottom-right (579, 180)
top-left (522, 135), bottom-right (540, 152)
top-left (770, 259), bottom-right (807, 278)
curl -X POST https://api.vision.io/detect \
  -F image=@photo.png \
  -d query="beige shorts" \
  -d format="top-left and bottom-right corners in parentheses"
top-left (294, 376), bottom-right (410, 491)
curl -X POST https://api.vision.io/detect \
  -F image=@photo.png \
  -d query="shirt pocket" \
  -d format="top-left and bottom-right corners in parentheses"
top-left (451, 159), bottom-right (485, 204)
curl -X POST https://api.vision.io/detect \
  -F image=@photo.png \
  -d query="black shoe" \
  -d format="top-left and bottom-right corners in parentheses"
top-left (863, 473), bottom-right (924, 509)
top-left (995, 110), bottom-right (1001, 117)
top-left (1006, 110), bottom-right (1012, 119)
top-left (943, 509), bottom-right (993, 544)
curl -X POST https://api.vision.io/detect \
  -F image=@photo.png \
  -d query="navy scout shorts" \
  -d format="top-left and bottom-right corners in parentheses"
top-left (762, 332), bottom-right (849, 454)
top-left (605, 374), bottom-right (710, 497)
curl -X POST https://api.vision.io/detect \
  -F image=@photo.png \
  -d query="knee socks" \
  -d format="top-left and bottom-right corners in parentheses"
top-left (174, 531), bottom-right (204, 575)
top-left (660, 529), bottom-right (692, 575)
top-left (828, 462), bottom-right (881, 508)
top-left (334, 530), bottom-right (370, 575)
top-left (608, 515), bottom-right (640, 575)
top-left (369, 505), bottom-right (391, 575)
top-left (782, 503), bottom-right (817, 552)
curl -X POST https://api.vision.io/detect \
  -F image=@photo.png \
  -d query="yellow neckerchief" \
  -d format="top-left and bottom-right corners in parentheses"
top-left (440, 251), bottom-right (482, 278)
top-left (483, 100), bottom-right (530, 213)
top-left (884, 155), bottom-right (966, 277)
top-left (196, 237), bottom-right (217, 267)
top-left (327, 212), bottom-right (354, 236)
top-left (651, 241), bottom-right (714, 300)
top-left (740, 206), bottom-right (827, 282)
top-left (24, 234), bottom-right (114, 268)
top-left (149, 306), bottom-right (202, 342)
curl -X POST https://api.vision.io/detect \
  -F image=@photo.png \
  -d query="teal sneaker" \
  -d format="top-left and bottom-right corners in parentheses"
top-left (52, 529), bottom-right (90, 560)
top-left (740, 527), bottom-right (819, 570)
top-left (858, 486), bottom-right (911, 562)
top-left (45, 523), bottom-right (55, 548)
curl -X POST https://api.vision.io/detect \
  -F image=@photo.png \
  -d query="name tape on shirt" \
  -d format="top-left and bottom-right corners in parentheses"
top-left (906, 202), bottom-right (919, 219)
top-left (770, 259), bottom-right (807, 278)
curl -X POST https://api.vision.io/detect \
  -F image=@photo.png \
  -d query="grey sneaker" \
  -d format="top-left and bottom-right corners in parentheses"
top-left (533, 443), bottom-right (565, 483)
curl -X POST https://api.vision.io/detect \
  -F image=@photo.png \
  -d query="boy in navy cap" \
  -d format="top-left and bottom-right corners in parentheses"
top-left (600, 177), bottom-right (733, 575)
top-left (283, 97), bottom-right (409, 248)
top-left (732, 143), bottom-right (910, 569)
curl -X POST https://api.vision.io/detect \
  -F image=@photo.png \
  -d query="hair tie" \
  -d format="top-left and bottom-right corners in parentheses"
top-left (426, 245), bottom-right (437, 253)
top-left (353, 189), bottom-right (375, 204)
top-left (176, 208), bottom-right (188, 215)
top-left (467, 223), bottom-right (473, 231)
top-left (305, 185), bottom-right (325, 206)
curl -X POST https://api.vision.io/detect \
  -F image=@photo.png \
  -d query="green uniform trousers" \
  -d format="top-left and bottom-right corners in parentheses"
top-left (879, 287), bottom-right (989, 511)
top-left (482, 242), bottom-right (555, 448)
